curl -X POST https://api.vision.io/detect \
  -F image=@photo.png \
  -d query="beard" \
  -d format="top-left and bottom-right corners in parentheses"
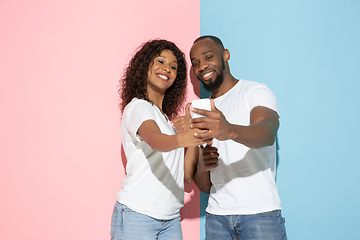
top-left (202, 71), bottom-right (224, 92)
top-left (201, 57), bottom-right (225, 92)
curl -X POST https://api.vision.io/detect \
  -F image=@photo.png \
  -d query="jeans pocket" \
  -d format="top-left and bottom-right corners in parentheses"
top-left (205, 212), bottom-right (212, 220)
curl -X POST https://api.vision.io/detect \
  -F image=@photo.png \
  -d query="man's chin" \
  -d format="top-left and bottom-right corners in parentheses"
top-left (202, 78), bottom-right (223, 92)
top-left (200, 79), bottom-right (212, 86)
top-left (202, 83), bottom-right (217, 92)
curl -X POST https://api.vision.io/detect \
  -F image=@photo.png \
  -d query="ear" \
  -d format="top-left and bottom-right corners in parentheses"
top-left (223, 49), bottom-right (230, 63)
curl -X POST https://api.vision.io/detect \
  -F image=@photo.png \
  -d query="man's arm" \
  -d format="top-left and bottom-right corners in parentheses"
top-left (193, 143), bottom-right (219, 193)
top-left (190, 99), bottom-right (279, 149)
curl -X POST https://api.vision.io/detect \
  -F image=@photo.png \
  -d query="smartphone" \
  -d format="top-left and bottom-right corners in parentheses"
top-left (191, 99), bottom-right (211, 118)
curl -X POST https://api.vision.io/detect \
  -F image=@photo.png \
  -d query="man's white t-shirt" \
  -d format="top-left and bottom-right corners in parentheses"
top-left (118, 98), bottom-right (184, 220)
top-left (207, 80), bottom-right (282, 215)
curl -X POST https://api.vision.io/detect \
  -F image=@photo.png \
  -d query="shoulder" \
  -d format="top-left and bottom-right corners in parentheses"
top-left (243, 80), bottom-right (278, 114)
top-left (122, 98), bottom-right (158, 135)
top-left (236, 79), bottom-right (275, 96)
top-left (123, 98), bottom-right (156, 121)
top-left (124, 98), bottom-right (154, 113)
top-left (238, 79), bottom-right (267, 90)
top-left (125, 98), bottom-right (153, 108)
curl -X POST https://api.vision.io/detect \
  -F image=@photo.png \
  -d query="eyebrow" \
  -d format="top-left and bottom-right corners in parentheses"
top-left (190, 50), bottom-right (213, 61)
top-left (159, 55), bottom-right (178, 64)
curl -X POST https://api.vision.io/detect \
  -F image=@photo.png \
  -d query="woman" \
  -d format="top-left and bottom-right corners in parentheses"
top-left (110, 39), bottom-right (210, 240)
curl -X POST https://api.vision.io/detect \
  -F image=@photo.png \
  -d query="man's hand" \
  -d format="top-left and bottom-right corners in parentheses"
top-left (198, 141), bottom-right (219, 172)
top-left (190, 99), bottom-right (233, 141)
top-left (173, 102), bottom-right (192, 132)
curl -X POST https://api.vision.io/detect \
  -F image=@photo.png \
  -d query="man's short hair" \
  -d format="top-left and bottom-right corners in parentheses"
top-left (193, 35), bottom-right (225, 50)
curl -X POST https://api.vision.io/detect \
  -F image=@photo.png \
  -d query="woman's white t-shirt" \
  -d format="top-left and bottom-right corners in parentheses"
top-left (118, 98), bottom-right (184, 220)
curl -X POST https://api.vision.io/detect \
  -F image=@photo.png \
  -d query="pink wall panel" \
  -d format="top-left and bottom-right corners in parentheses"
top-left (0, 0), bottom-right (200, 239)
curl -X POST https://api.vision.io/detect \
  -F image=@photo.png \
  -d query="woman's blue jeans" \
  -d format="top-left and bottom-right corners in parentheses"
top-left (110, 202), bottom-right (182, 240)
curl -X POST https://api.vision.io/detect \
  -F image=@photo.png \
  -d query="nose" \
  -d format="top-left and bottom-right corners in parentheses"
top-left (199, 61), bottom-right (208, 72)
top-left (162, 64), bottom-right (170, 72)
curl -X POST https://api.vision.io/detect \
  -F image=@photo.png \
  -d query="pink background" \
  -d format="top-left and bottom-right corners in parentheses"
top-left (0, 0), bottom-right (200, 239)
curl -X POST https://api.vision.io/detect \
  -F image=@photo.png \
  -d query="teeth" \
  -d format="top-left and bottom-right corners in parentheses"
top-left (158, 74), bottom-right (168, 80)
top-left (203, 72), bottom-right (212, 78)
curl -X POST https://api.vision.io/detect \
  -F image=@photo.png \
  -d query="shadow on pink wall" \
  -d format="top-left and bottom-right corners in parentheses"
top-left (189, 67), bottom-right (201, 99)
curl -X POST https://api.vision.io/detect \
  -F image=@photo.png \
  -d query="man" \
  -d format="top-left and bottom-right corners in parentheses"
top-left (189, 35), bottom-right (287, 240)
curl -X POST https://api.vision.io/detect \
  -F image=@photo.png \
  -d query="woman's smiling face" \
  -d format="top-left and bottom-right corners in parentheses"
top-left (147, 49), bottom-right (178, 95)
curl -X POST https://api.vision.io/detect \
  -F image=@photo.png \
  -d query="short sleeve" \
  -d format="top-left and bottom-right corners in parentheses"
top-left (246, 83), bottom-right (279, 116)
top-left (122, 99), bottom-right (156, 140)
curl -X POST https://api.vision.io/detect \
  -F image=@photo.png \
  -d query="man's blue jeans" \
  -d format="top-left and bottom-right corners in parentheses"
top-left (110, 202), bottom-right (183, 240)
top-left (205, 210), bottom-right (287, 240)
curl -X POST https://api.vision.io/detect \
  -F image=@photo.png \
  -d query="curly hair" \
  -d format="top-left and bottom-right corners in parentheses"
top-left (119, 39), bottom-right (187, 120)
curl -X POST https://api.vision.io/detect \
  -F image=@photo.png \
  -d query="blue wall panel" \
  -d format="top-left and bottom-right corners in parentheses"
top-left (200, 1), bottom-right (360, 239)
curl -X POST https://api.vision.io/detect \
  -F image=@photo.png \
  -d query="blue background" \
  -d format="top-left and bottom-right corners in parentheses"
top-left (199, 1), bottom-right (360, 239)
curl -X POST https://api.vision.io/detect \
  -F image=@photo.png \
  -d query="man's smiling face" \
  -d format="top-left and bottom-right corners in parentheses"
top-left (190, 38), bottom-right (225, 92)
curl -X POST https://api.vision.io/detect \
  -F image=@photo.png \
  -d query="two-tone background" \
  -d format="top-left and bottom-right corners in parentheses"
top-left (1, 1), bottom-right (359, 239)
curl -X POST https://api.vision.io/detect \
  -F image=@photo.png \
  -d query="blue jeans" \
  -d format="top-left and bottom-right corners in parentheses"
top-left (110, 202), bottom-right (183, 240)
top-left (205, 210), bottom-right (287, 240)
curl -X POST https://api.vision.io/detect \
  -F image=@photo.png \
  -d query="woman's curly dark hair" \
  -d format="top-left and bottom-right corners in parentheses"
top-left (119, 39), bottom-right (187, 121)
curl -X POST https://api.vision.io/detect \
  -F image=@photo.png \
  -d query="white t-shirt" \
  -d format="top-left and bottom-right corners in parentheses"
top-left (207, 80), bottom-right (282, 215)
top-left (117, 98), bottom-right (184, 220)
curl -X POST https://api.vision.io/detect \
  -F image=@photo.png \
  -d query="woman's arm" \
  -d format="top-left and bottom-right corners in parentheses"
top-left (184, 146), bottom-right (199, 183)
top-left (137, 119), bottom-right (209, 152)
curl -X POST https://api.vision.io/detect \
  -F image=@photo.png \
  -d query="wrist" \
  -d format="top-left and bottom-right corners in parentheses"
top-left (175, 132), bottom-right (185, 148)
top-left (197, 162), bottom-right (209, 172)
top-left (228, 124), bottom-right (238, 140)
